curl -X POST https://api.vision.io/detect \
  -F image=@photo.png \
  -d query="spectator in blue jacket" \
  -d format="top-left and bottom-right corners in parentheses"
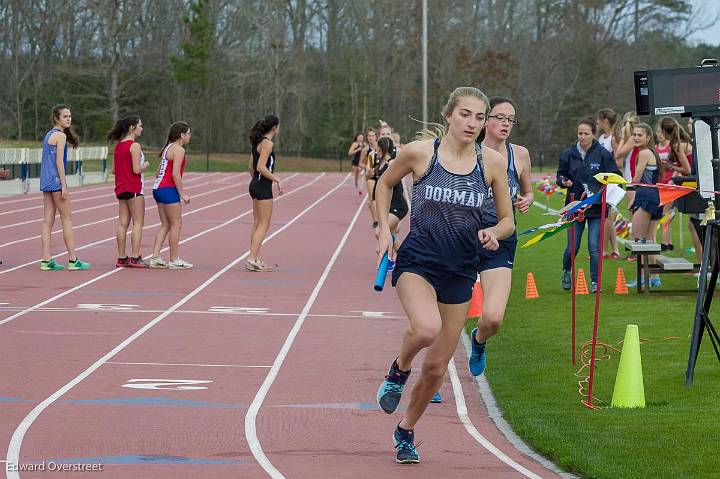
top-left (557, 117), bottom-right (621, 293)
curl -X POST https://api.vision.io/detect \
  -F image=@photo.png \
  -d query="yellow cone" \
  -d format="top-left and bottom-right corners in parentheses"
top-left (611, 324), bottom-right (645, 408)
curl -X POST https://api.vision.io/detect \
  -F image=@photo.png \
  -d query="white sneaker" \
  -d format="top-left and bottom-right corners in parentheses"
top-left (149, 257), bottom-right (169, 269)
top-left (169, 258), bottom-right (193, 269)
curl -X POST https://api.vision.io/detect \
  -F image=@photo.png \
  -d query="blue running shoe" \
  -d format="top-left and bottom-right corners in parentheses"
top-left (393, 424), bottom-right (420, 464)
top-left (377, 358), bottom-right (410, 414)
top-left (430, 391), bottom-right (442, 403)
top-left (468, 328), bottom-right (487, 376)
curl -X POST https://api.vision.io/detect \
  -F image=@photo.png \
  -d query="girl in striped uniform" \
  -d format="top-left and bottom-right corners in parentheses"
top-left (468, 97), bottom-right (533, 377)
top-left (374, 87), bottom-right (515, 464)
top-left (149, 121), bottom-right (192, 269)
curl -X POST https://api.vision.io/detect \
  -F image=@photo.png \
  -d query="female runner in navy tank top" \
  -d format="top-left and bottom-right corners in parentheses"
top-left (468, 97), bottom-right (533, 378)
top-left (247, 115), bottom-right (283, 272)
top-left (374, 87), bottom-right (515, 464)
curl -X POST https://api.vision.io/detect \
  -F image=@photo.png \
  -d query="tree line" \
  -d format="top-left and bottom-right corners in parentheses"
top-left (1, 0), bottom-right (719, 168)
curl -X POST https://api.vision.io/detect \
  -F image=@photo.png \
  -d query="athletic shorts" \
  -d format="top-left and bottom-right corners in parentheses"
top-left (391, 260), bottom-right (475, 304)
top-left (117, 192), bottom-right (143, 201)
top-left (153, 187), bottom-right (180, 205)
top-left (249, 178), bottom-right (273, 200)
top-left (478, 235), bottom-right (517, 272)
top-left (390, 199), bottom-right (409, 221)
top-left (351, 156), bottom-right (360, 167)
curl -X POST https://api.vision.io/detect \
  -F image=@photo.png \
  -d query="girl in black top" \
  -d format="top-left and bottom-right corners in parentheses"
top-left (347, 133), bottom-right (365, 193)
top-left (247, 114), bottom-right (283, 272)
top-left (373, 137), bottom-right (408, 239)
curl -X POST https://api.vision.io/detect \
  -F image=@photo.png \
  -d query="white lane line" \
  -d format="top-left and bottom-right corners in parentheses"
top-left (447, 358), bottom-right (544, 479)
top-left (5, 174), bottom-right (349, 479)
top-left (0, 306), bottom-right (407, 320)
top-left (0, 174), bottom-right (230, 230)
top-left (0, 172), bottom-right (208, 208)
top-left (0, 173), bottom-right (300, 275)
top-left (0, 178), bottom-right (250, 249)
top-left (0, 174), bottom-right (219, 217)
top-left (0, 173), bottom-right (314, 325)
top-left (106, 361), bottom-right (272, 368)
top-left (245, 188), bottom-right (365, 479)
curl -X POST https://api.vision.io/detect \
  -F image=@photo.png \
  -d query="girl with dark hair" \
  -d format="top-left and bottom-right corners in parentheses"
top-left (373, 137), bottom-right (408, 242)
top-left (557, 118), bottom-right (621, 293)
top-left (347, 132), bottom-right (364, 193)
top-left (468, 97), bottom-right (533, 377)
top-left (39, 105), bottom-right (89, 271)
top-left (108, 116), bottom-right (150, 268)
top-left (246, 114), bottom-right (282, 272)
top-left (374, 87), bottom-right (515, 464)
top-left (149, 121), bottom-right (192, 269)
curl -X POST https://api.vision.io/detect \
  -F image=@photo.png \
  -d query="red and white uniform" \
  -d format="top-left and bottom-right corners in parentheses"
top-left (114, 140), bottom-right (143, 196)
top-left (153, 143), bottom-right (186, 189)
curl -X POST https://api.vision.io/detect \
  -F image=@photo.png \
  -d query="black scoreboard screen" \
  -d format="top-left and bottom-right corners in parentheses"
top-left (634, 65), bottom-right (720, 116)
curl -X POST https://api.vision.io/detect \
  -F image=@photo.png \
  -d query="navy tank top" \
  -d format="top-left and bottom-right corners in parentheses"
top-left (252, 138), bottom-right (276, 182)
top-left (397, 138), bottom-right (488, 278)
top-left (640, 163), bottom-right (659, 185)
top-left (480, 142), bottom-right (520, 229)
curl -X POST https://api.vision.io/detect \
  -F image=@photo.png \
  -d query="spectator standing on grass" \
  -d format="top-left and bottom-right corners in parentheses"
top-left (557, 117), bottom-right (621, 293)
top-left (596, 108), bottom-right (623, 259)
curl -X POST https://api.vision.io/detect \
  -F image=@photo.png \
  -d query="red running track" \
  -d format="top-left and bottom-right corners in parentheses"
top-left (0, 173), bottom-right (563, 478)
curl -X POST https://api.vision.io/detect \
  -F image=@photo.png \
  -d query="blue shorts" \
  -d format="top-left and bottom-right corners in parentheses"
top-left (153, 187), bottom-right (180, 205)
top-left (391, 260), bottom-right (475, 304)
top-left (478, 235), bottom-right (517, 272)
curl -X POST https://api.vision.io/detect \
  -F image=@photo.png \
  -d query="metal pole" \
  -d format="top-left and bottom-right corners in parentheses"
top-left (422, 0), bottom-right (428, 127)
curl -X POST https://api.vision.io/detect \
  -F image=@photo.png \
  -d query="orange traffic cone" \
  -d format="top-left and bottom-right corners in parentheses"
top-left (576, 269), bottom-right (589, 295)
top-left (467, 281), bottom-right (483, 318)
top-left (525, 272), bottom-right (539, 299)
top-left (615, 267), bottom-right (629, 295)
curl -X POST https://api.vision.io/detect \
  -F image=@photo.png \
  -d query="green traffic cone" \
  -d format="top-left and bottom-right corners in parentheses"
top-left (611, 324), bottom-right (645, 408)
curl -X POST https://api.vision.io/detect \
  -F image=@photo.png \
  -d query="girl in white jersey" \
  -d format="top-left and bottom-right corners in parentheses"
top-left (149, 121), bottom-right (192, 269)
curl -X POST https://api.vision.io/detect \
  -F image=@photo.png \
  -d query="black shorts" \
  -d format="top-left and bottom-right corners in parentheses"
top-left (117, 192), bottom-right (144, 200)
top-left (391, 260), bottom-right (475, 304)
top-left (478, 235), bottom-right (517, 272)
top-left (351, 156), bottom-right (360, 167)
top-left (249, 178), bottom-right (273, 200)
top-left (390, 199), bottom-right (408, 221)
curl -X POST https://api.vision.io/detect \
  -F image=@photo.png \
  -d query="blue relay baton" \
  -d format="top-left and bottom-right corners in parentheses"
top-left (374, 253), bottom-right (390, 291)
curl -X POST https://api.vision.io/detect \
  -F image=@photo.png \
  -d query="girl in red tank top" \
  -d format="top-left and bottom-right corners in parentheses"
top-left (108, 116), bottom-right (150, 267)
top-left (656, 117), bottom-right (692, 251)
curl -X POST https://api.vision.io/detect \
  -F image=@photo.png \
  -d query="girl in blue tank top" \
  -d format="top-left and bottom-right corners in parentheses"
top-left (39, 105), bottom-right (89, 271)
top-left (373, 87), bottom-right (515, 465)
top-left (630, 123), bottom-right (664, 237)
top-left (468, 97), bottom-right (533, 378)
